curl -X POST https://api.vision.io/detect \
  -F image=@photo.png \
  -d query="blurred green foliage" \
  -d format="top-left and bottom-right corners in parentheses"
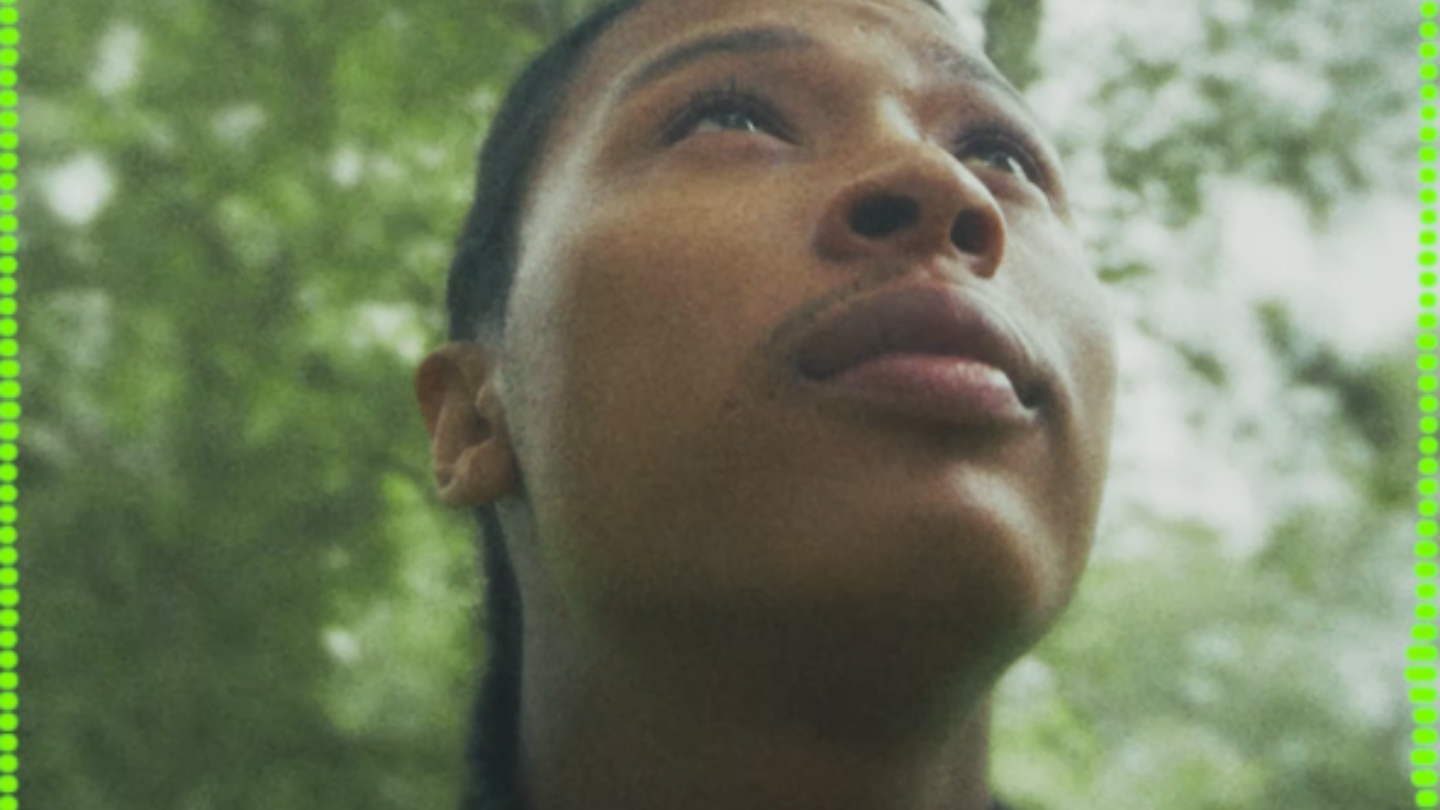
top-left (25, 0), bottom-right (1415, 808)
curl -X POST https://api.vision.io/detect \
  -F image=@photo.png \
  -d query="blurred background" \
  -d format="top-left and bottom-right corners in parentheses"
top-left (25, 0), bottom-right (1416, 808)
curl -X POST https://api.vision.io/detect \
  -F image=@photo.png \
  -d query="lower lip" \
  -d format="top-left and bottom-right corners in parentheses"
top-left (804, 354), bottom-right (1033, 427)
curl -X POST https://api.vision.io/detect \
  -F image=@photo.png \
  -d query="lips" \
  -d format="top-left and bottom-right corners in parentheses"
top-left (792, 283), bottom-right (1044, 408)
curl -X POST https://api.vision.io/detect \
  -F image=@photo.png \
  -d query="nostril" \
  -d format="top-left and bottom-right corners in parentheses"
top-left (950, 209), bottom-right (990, 255)
top-left (849, 194), bottom-right (921, 239)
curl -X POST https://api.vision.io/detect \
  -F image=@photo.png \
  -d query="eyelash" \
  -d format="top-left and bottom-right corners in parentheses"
top-left (953, 124), bottom-right (1050, 188)
top-left (663, 77), bottom-right (792, 143)
top-left (663, 77), bottom-right (1050, 190)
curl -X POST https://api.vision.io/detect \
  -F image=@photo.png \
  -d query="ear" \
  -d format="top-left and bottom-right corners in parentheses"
top-left (415, 343), bottom-right (518, 507)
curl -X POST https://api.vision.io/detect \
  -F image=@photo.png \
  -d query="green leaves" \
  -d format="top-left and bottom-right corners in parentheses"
top-left (26, 0), bottom-right (1411, 808)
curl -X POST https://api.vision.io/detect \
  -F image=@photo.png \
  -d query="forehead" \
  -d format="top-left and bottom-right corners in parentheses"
top-left (604, 0), bottom-right (970, 70)
top-left (606, 0), bottom-right (955, 35)
top-left (573, 0), bottom-right (991, 111)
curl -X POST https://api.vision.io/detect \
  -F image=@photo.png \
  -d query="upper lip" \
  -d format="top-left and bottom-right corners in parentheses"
top-left (792, 283), bottom-right (1044, 406)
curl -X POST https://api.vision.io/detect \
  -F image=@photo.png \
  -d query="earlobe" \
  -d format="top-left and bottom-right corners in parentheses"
top-left (414, 344), bottom-right (517, 507)
top-left (436, 442), bottom-right (516, 507)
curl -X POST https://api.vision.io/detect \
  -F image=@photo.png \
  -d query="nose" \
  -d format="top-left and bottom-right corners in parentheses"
top-left (812, 143), bottom-right (1007, 277)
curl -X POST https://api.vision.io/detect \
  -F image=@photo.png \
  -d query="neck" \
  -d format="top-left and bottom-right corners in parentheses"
top-left (516, 615), bottom-right (999, 810)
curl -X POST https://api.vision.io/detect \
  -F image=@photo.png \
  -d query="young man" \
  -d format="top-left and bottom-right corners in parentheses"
top-left (417, 1), bottom-right (1117, 808)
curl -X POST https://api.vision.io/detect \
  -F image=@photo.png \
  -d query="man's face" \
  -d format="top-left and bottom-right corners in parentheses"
top-left (497, 0), bottom-right (1116, 667)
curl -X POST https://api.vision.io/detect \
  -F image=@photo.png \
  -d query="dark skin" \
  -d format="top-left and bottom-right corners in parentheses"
top-left (416, 1), bottom-right (1116, 809)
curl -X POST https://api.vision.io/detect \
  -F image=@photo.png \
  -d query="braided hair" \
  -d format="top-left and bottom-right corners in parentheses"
top-left (445, 3), bottom-right (651, 807)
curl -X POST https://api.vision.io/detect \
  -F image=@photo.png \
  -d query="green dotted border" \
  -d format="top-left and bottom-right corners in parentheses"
top-left (0, 1), bottom-right (13, 807)
top-left (1422, 4), bottom-right (1440, 808)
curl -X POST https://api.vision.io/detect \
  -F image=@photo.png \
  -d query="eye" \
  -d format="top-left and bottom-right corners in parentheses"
top-left (693, 104), bottom-right (768, 135)
top-left (957, 133), bottom-right (1044, 187)
top-left (664, 79), bottom-right (791, 144)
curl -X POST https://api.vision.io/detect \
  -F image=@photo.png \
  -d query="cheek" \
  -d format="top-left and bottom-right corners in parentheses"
top-left (1011, 224), bottom-right (1118, 571)
top-left (1007, 215), bottom-right (1117, 416)
top-left (556, 187), bottom-right (784, 415)
top-left (504, 179), bottom-right (809, 588)
top-left (539, 173), bottom-right (812, 423)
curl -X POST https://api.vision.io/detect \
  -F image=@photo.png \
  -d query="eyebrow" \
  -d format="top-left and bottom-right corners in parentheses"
top-left (620, 26), bottom-right (816, 100)
top-left (617, 23), bottom-right (1028, 111)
